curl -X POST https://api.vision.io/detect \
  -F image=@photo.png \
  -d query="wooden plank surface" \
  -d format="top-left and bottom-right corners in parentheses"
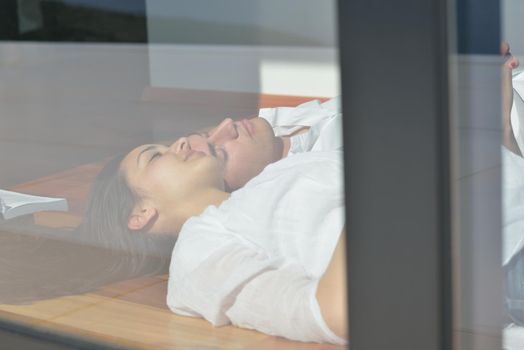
top-left (0, 275), bottom-right (344, 350)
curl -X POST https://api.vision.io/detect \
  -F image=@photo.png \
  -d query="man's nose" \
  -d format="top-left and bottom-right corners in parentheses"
top-left (207, 118), bottom-right (237, 145)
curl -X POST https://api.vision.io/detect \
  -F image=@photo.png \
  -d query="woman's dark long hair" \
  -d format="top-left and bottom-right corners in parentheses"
top-left (0, 155), bottom-right (175, 304)
top-left (78, 154), bottom-right (176, 276)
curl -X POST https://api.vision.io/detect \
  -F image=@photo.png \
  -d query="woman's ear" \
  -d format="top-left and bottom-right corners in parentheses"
top-left (127, 205), bottom-right (158, 231)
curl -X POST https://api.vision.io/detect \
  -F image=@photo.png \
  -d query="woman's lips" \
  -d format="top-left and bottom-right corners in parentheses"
top-left (184, 150), bottom-right (205, 161)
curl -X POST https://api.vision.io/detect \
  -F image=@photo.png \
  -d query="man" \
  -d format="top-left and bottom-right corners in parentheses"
top-left (176, 97), bottom-right (342, 191)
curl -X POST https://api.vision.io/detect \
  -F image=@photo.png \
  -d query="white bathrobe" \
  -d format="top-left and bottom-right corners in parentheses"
top-left (259, 96), bottom-right (343, 154)
top-left (167, 151), bottom-right (347, 344)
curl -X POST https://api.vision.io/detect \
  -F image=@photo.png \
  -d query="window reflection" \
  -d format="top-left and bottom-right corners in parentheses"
top-left (0, 0), bottom-right (346, 348)
top-left (1, 0), bottom-right (146, 42)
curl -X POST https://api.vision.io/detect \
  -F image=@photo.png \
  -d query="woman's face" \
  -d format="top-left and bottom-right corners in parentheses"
top-left (120, 139), bottom-right (225, 213)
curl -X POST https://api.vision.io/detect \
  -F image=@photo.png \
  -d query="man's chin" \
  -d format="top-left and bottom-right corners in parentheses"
top-left (252, 117), bottom-right (276, 138)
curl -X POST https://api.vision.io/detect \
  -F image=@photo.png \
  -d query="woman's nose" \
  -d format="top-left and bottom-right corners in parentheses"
top-left (170, 137), bottom-right (190, 154)
top-left (207, 118), bottom-right (237, 145)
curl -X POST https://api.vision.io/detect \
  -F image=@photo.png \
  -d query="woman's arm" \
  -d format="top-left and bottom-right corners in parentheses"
top-left (316, 231), bottom-right (348, 339)
top-left (501, 42), bottom-right (522, 156)
top-left (169, 236), bottom-right (348, 344)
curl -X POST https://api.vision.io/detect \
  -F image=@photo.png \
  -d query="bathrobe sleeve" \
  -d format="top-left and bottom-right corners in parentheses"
top-left (167, 235), bottom-right (347, 345)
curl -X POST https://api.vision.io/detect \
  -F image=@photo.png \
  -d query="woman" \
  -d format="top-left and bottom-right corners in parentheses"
top-left (84, 125), bottom-right (348, 344)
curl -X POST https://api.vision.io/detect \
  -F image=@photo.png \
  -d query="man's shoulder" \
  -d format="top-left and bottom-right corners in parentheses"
top-left (276, 150), bottom-right (344, 169)
top-left (242, 150), bottom-right (344, 192)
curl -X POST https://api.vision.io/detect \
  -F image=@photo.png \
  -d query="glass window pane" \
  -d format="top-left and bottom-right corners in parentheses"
top-left (0, 1), bottom-right (346, 349)
top-left (452, 1), bottom-right (513, 349)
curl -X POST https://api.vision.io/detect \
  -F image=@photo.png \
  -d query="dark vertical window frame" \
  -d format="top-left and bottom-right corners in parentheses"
top-left (338, 0), bottom-right (453, 349)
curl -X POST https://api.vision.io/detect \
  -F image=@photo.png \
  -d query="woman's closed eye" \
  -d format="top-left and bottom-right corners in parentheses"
top-left (149, 152), bottom-right (161, 163)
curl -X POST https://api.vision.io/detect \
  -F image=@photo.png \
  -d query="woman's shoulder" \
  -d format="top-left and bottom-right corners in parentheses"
top-left (171, 208), bottom-right (225, 271)
top-left (171, 206), bottom-right (261, 276)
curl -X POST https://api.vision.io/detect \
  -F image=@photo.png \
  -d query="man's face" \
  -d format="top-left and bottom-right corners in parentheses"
top-left (184, 117), bottom-right (281, 191)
